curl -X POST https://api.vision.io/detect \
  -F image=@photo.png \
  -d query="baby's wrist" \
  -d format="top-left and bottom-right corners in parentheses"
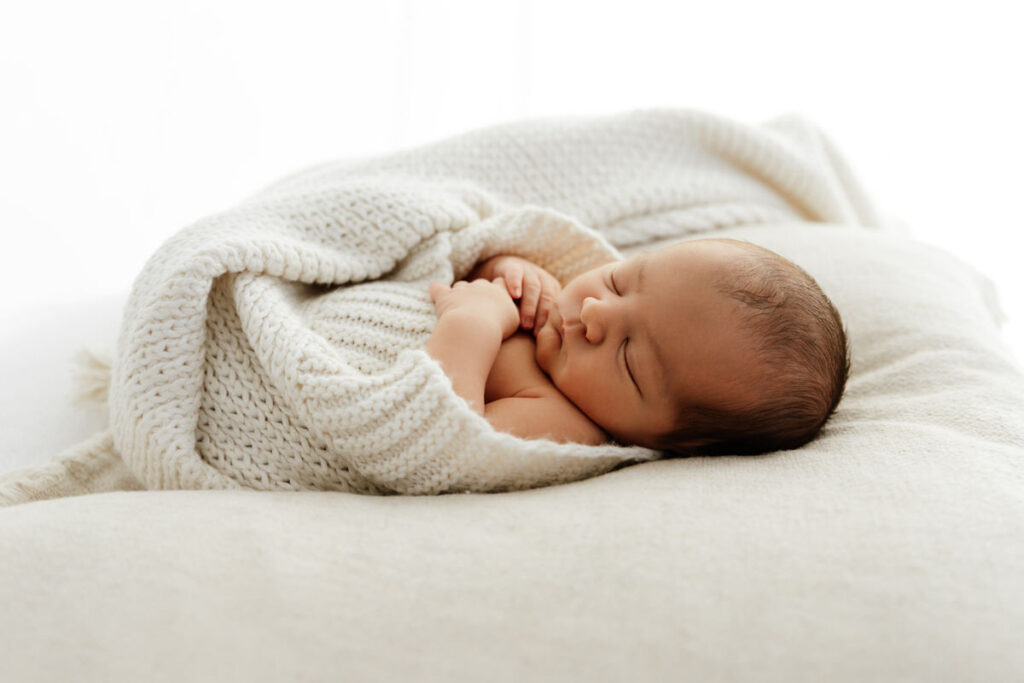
top-left (436, 308), bottom-right (503, 342)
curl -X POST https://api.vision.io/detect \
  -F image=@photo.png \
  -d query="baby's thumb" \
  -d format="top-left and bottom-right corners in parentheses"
top-left (428, 281), bottom-right (449, 302)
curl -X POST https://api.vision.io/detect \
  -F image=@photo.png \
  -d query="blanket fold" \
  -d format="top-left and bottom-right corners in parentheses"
top-left (4, 108), bottom-right (885, 502)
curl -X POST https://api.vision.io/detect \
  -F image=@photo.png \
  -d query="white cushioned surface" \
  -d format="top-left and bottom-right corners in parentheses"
top-left (1, 223), bottom-right (1022, 682)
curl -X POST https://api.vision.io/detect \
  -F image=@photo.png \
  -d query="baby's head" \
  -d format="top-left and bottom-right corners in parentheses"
top-left (534, 238), bottom-right (849, 455)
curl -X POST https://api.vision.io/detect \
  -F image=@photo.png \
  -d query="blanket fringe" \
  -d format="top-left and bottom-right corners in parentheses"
top-left (72, 347), bottom-right (113, 407)
top-left (0, 430), bottom-right (141, 506)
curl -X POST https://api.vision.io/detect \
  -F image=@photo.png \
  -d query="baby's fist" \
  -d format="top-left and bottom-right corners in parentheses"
top-left (429, 277), bottom-right (520, 340)
top-left (468, 254), bottom-right (562, 332)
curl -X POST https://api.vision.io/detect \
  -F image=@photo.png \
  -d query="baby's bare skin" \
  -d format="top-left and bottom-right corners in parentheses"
top-left (427, 241), bottom-right (765, 449)
top-left (483, 331), bottom-right (606, 445)
top-left (426, 255), bottom-right (609, 445)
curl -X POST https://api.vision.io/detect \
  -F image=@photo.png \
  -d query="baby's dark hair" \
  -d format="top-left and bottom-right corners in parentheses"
top-left (655, 239), bottom-right (850, 457)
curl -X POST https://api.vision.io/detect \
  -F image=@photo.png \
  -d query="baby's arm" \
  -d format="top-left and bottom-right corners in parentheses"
top-left (426, 282), bottom-right (608, 445)
top-left (425, 279), bottom-right (519, 414)
top-left (475, 332), bottom-right (608, 446)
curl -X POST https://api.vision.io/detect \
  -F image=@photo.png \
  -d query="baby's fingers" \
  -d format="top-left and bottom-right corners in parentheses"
top-left (519, 272), bottom-right (542, 329)
top-left (534, 293), bottom-right (554, 332)
top-left (497, 261), bottom-right (524, 299)
top-left (428, 281), bottom-right (450, 302)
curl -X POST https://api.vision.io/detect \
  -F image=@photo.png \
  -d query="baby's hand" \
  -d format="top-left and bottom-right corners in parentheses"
top-left (428, 278), bottom-right (520, 340)
top-left (468, 255), bottom-right (562, 333)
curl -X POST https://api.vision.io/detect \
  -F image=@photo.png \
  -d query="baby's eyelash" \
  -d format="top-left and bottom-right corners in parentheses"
top-left (623, 339), bottom-right (640, 394)
top-left (610, 270), bottom-right (620, 295)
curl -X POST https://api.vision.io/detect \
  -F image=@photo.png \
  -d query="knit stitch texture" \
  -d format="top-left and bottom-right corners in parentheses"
top-left (108, 108), bottom-right (882, 494)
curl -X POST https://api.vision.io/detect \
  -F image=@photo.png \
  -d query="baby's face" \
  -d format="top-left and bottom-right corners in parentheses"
top-left (534, 239), bottom-right (765, 448)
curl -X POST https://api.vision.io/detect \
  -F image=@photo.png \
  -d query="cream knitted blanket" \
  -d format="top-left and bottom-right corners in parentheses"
top-left (4, 109), bottom-right (883, 500)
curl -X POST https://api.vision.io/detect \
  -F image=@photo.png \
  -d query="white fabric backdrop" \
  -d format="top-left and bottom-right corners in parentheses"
top-left (1, 0), bottom-right (1021, 353)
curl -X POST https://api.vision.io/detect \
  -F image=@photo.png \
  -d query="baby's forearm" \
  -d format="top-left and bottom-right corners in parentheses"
top-left (425, 311), bottom-right (502, 415)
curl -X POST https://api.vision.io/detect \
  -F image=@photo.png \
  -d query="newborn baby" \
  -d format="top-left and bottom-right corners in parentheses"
top-left (426, 238), bottom-right (849, 456)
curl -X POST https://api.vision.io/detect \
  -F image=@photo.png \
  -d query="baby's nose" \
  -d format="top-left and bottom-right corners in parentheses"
top-left (580, 297), bottom-right (605, 344)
